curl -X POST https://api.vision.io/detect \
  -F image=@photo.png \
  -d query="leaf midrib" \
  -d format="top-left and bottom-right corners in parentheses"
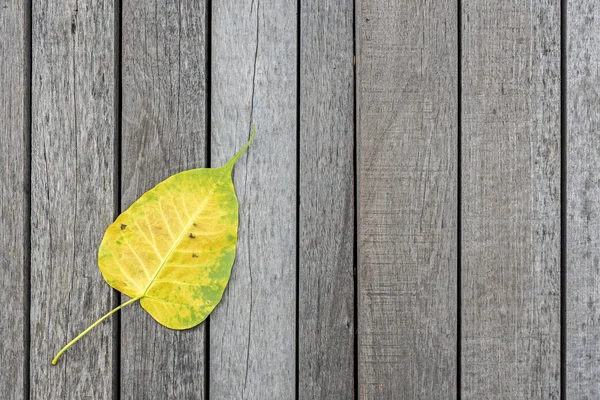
top-left (139, 165), bottom-right (231, 299)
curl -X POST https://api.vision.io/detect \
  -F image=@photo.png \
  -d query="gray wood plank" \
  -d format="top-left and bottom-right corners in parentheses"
top-left (357, 0), bottom-right (458, 397)
top-left (299, 0), bottom-right (354, 398)
top-left (209, 1), bottom-right (297, 398)
top-left (566, 0), bottom-right (600, 397)
top-left (30, 0), bottom-right (116, 397)
top-left (0, 0), bottom-right (27, 397)
top-left (120, 1), bottom-right (207, 398)
top-left (461, 1), bottom-right (561, 398)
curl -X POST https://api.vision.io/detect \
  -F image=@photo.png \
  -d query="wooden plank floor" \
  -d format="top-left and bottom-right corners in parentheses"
top-left (1, 0), bottom-right (600, 399)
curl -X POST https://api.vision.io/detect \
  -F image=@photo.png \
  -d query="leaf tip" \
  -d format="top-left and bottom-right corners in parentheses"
top-left (224, 126), bottom-right (257, 169)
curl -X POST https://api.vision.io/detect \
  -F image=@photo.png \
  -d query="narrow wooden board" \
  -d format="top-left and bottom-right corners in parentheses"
top-left (120, 1), bottom-right (208, 398)
top-left (30, 0), bottom-right (116, 397)
top-left (357, 0), bottom-right (458, 398)
top-left (209, 1), bottom-right (297, 398)
top-left (461, 1), bottom-right (561, 398)
top-left (298, 0), bottom-right (355, 398)
top-left (566, 0), bottom-right (600, 397)
top-left (0, 0), bottom-right (27, 396)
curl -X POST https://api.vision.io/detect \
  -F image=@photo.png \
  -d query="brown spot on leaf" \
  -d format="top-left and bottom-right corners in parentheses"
top-left (192, 253), bottom-right (198, 258)
top-left (188, 233), bottom-right (196, 239)
top-left (193, 223), bottom-right (197, 227)
top-left (120, 224), bottom-right (127, 230)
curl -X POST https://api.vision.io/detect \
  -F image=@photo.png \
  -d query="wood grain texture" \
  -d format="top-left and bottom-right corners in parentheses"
top-left (566, 0), bottom-right (600, 397)
top-left (120, 1), bottom-right (207, 398)
top-left (461, 1), bottom-right (561, 398)
top-left (298, 0), bottom-right (354, 398)
top-left (0, 0), bottom-right (26, 397)
top-left (357, 0), bottom-right (458, 398)
top-left (209, 1), bottom-right (297, 398)
top-left (30, 0), bottom-right (116, 397)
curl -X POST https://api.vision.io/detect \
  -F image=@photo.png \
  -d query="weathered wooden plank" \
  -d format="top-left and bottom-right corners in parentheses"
top-left (0, 0), bottom-right (27, 397)
top-left (357, 0), bottom-right (458, 397)
top-left (120, 1), bottom-right (207, 398)
top-left (30, 0), bottom-right (116, 397)
top-left (209, 1), bottom-right (297, 398)
top-left (566, 0), bottom-right (600, 397)
top-left (298, 0), bottom-right (354, 398)
top-left (461, 1), bottom-right (561, 398)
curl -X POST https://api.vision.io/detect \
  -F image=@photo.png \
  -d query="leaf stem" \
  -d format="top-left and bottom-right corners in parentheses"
top-left (51, 296), bottom-right (141, 365)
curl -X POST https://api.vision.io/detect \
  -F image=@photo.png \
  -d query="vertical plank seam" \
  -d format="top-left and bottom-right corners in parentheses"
top-left (456, 0), bottom-right (462, 398)
top-left (354, 0), bottom-right (360, 397)
top-left (112, 0), bottom-right (123, 398)
top-left (295, 0), bottom-right (301, 397)
top-left (206, 1), bottom-right (212, 398)
top-left (560, 0), bottom-right (567, 397)
top-left (352, 0), bottom-right (358, 397)
top-left (23, 0), bottom-right (33, 397)
top-left (241, 2), bottom-right (259, 392)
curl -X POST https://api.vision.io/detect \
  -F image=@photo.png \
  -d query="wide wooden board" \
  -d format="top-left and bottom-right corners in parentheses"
top-left (358, 0), bottom-right (458, 397)
top-left (30, 0), bottom-right (117, 397)
top-left (298, 0), bottom-right (355, 398)
top-left (0, 0), bottom-right (27, 397)
top-left (461, 0), bottom-right (561, 398)
top-left (209, 1), bottom-right (297, 398)
top-left (566, 0), bottom-right (600, 397)
top-left (120, 0), bottom-right (208, 398)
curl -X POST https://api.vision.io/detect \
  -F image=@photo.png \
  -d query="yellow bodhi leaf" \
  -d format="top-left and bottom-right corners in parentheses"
top-left (52, 128), bottom-right (256, 365)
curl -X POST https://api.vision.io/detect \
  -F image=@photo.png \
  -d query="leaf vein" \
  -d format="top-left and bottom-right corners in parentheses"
top-left (169, 196), bottom-right (185, 227)
top-left (180, 195), bottom-right (192, 219)
top-left (133, 220), bottom-right (163, 259)
top-left (142, 214), bottom-right (162, 257)
top-left (164, 264), bottom-right (209, 269)
top-left (153, 279), bottom-right (204, 288)
top-left (112, 258), bottom-right (144, 292)
top-left (143, 295), bottom-right (198, 308)
top-left (158, 200), bottom-right (176, 240)
top-left (126, 242), bottom-right (151, 279)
